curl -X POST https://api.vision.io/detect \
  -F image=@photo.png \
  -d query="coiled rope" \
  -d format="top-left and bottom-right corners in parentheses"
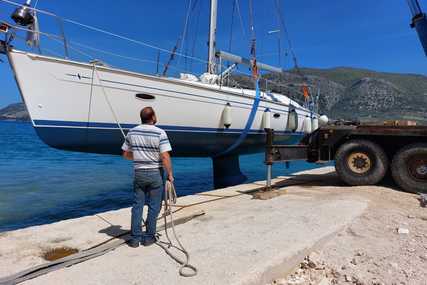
top-left (157, 181), bottom-right (197, 277)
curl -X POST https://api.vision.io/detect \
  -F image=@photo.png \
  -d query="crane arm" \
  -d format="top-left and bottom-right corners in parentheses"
top-left (407, 0), bottom-right (427, 55)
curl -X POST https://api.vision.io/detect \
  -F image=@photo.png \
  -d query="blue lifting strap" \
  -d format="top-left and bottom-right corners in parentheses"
top-left (215, 78), bottom-right (261, 157)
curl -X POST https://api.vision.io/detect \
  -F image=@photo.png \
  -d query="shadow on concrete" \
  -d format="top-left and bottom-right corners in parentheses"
top-left (99, 225), bottom-right (129, 237)
top-left (98, 225), bottom-right (130, 244)
top-left (268, 172), bottom-right (344, 190)
top-left (255, 171), bottom-right (410, 196)
top-left (245, 173), bottom-right (342, 190)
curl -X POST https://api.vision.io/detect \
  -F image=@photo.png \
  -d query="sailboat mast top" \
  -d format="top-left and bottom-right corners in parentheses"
top-left (208, 0), bottom-right (218, 74)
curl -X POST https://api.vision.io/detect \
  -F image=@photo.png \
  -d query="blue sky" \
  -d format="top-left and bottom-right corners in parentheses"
top-left (0, 0), bottom-right (426, 107)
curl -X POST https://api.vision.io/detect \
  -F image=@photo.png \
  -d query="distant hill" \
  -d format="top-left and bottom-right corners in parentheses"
top-left (266, 67), bottom-right (427, 123)
top-left (230, 67), bottom-right (427, 123)
top-left (1, 67), bottom-right (426, 123)
top-left (0, 103), bottom-right (30, 121)
top-left (298, 67), bottom-right (427, 122)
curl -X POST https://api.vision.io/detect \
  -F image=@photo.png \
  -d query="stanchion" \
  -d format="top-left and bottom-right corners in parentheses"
top-left (264, 128), bottom-right (274, 191)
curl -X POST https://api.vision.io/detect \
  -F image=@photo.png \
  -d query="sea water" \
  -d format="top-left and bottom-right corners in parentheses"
top-left (0, 121), bottom-right (320, 232)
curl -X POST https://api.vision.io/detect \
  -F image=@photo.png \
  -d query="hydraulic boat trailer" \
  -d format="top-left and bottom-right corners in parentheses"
top-left (261, 0), bottom-right (427, 195)
top-left (264, 121), bottom-right (427, 194)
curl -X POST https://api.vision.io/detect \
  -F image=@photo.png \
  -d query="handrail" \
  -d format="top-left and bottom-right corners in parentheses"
top-left (0, 0), bottom-right (313, 109)
top-left (0, 0), bottom-right (209, 64)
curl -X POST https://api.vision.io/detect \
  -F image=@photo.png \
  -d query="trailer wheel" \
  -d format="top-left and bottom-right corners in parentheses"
top-left (335, 140), bottom-right (389, 186)
top-left (391, 143), bottom-right (427, 194)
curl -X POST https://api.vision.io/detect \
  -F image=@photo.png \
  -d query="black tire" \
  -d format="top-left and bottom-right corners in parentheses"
top-left (335, 139), bottom-right (389, 186)
top-left (391, 143), bottom-right (427, 194)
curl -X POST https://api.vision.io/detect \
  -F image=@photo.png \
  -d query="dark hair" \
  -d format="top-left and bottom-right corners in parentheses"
top-left (140, 107), bottom-right (155, 124)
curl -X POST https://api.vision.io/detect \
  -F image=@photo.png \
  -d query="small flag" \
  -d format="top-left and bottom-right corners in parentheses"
top-left (302, 84), bottom-right (310, 99)
top-left (252, 59), bottom-right (258, 79)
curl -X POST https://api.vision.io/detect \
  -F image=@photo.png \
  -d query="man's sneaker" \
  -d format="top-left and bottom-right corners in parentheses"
top-left (142, 237), bottom-right (157, 247)
top-left (127, 239), bottom-right (140, 248)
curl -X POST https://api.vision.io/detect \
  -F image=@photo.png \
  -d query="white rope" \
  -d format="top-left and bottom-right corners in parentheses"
top-left (157, 181), bottom-right (197, 277)
top-left (92, 65), bottom-right (126, 139)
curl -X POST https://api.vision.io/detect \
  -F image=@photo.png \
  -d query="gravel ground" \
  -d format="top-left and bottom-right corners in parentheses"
top-left (268, 174), bottom-right (427, 285)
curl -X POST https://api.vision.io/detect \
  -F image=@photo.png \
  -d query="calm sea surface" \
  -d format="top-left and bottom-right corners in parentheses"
top-left (0, 121), bottom-right (320, 232)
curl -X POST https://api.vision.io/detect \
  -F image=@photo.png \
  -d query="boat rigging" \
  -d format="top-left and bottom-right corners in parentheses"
top-left (0, 0), bottom-right (321, 188)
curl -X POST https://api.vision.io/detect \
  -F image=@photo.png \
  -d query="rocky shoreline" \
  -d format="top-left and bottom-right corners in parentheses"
top-left (0, 102), bottom-right (30, 121)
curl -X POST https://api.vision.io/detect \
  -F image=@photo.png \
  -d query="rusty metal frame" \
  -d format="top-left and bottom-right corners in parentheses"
top-left (264, 124), bottom-right (427, 191)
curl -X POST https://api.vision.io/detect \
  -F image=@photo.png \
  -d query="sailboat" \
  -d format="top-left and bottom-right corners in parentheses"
top-left (0, 0), bottom-right (325, 187)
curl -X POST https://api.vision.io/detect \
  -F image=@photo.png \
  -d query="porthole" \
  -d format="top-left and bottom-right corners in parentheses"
top-left (135, 93), bottom-right (155, 100)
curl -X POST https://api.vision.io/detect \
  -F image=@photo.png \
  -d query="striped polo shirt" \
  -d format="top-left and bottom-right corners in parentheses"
top-left (122, 124), bottom-right (172, 170)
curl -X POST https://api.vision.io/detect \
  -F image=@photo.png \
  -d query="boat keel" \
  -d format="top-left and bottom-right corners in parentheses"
top-left (212, 155), bottom-right (247, 189)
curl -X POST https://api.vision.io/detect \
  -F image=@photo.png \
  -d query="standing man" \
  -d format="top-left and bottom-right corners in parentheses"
top-left (122, 107), bottom-right (174, 248)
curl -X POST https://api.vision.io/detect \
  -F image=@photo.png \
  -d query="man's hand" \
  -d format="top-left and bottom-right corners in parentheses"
top-left (167, 174), bottom-right (174, 183)
top-left (122, 151), bottom-right (133, 160)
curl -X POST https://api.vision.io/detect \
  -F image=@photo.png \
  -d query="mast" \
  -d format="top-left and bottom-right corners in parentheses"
top-left (207, 0), bottom-right (218, 74)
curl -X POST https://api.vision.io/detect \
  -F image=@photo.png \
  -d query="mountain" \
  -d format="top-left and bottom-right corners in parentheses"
top-left (266, 67), bottom-right (427, 123)
top-left (1, 67), bottom-right (426, 123)
top-left (0, 103), bottom-right (30, 121)
top-left (229, 67), bottom-right (427, 123)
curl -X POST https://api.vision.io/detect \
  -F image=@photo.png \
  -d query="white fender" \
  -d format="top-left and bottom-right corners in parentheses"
top-left (287, 109), bottom-right (298, 131)
top-left (222, 103), bottom-right (232, 128)
top-left (319, 115), bottom-right (329, 126)
top-left (312, 117), bottom-right (319, 130)
top-left (303, 116), bottom-right (312, 134)
top-left (262, 109), bottom-right (271, 129)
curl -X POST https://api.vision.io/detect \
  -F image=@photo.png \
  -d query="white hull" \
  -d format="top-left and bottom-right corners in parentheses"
top-left (8, 49), bottom-right (312, 157)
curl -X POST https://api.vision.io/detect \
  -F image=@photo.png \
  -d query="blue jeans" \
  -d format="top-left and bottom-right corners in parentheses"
top-left (131, 168), bottom-right (164, 242)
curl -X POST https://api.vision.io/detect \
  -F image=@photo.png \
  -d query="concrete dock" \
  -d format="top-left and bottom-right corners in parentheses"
top-left (0, 167), bottom-right (370, 285)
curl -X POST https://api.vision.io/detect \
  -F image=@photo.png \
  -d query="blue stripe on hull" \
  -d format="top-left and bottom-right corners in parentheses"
top-left (34, 126), bottom-right (304, 157)
top-left (33, 119), bottom-right (302, 136)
